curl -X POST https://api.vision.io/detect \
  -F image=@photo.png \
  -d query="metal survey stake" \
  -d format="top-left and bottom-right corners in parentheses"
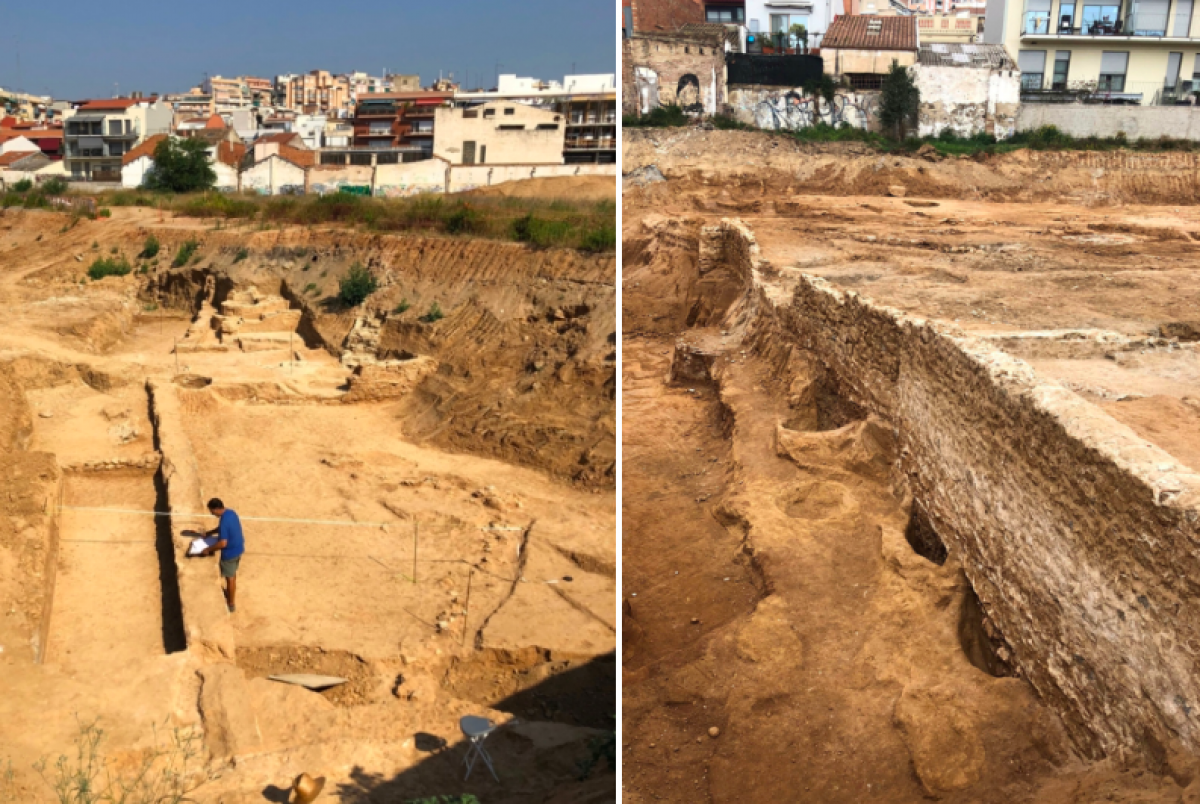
top-left (461, 566), bottom-right (474, 647)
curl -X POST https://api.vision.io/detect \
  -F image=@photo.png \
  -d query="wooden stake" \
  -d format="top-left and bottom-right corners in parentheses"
top-left (412, 522), bottom-right (419, 584)
top-left (461, 566), bottom-right (473, 647)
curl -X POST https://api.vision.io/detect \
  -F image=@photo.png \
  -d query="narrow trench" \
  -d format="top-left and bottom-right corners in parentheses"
top-left (153, 468), bottom-right (187, 653)
top-left (147, 391), bottom-right (186, 653)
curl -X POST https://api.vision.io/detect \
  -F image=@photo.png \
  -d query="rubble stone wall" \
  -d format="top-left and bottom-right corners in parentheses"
top-left (708, 219), bottom-right (1200, 761)
top-left (622, 35), bottom-right (726, 115)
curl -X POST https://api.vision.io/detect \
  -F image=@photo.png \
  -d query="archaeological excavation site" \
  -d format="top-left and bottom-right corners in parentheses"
top-left (623, 129), bottom-right (1200, 803)
top-left (0, 191), bottom-right (615, 803)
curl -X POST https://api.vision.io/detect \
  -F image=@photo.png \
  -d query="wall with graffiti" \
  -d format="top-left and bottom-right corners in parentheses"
top-left (728, 85), bottom-right (881, 132)
top-left (374, 160), bottom-right (448, 198)
top-left (241, 156), bottom-right (307, 196)
top-left (308, 165), bottom-right (374, 197)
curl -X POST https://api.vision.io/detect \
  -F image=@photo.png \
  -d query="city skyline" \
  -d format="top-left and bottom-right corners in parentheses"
top-left (1, 0), bottom-right (615, 99)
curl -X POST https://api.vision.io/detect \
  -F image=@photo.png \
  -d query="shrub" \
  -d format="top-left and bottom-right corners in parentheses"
top-left (394, 298), bottom-right (411, 314)
top-left (623, 105), bottom-right (688, 128)
top-left (98, 208), bottom-right (112, 218)
top-left (511, 214), bottom-right (574, 248)
top-left (172, 238), bottom-right (199, 268)
top-left (445, 204), bottom-right (482, 234)
top-left (233, 247), bottom-right (249, 263)
top-left (580, 222), bottom-right (616, 252)
top-left (110, 246), bottom-right (118, 254)
top-left (139, 235), bottom-right (160, 260)
top-left (12, 179), bottom-right (32, 193)
top-left (87, 256), bottom-right (133, 280)
top-left (421, 301), bottom-right (444, 323)
top-left (878, 61), bottom-right (921, 140)
top-left (304, 282), bottom-right (319, 295)
top-left (337, 262), bottom-right (378, 307)
top-left (41, 176), bottom-right (68, 195)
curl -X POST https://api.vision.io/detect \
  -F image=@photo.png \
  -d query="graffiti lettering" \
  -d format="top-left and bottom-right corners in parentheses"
top-left (750, 90), bottom-right (879, 132)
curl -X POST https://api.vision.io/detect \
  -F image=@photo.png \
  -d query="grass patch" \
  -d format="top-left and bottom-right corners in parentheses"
top-left (139, 235), bottom-right (160, 260)
top-left (87, 255), bottom-right (133, 280)
top-left (420, 301), bottom-right (444, 323)
top-left (172, 238), bottom-right (199, 268)
top-left (85, 190), bottom-right (613, 252)
top-left (623, 105), bottom-right (688, 128)
top-left (233, 247), bottom-right (249, 263)
top-left (304, 282), bottom-right (319, 295)
top-left (394, 298), bottom-right (411, 314)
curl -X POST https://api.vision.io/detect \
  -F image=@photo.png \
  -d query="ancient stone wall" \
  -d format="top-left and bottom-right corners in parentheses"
top-left (623, 34), bottom-right (727, 116)
top-left (707, 218), bottom-right (1200, 761)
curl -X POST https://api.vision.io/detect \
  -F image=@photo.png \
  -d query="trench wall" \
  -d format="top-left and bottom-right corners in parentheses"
top-left (146, 379), bottom-right (235, 661)
top-left (710, 218), bottom-right (1200, 761)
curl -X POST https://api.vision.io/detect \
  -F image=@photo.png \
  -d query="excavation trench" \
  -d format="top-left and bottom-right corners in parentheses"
top-left (622, 212), bottom-right (1200, 803)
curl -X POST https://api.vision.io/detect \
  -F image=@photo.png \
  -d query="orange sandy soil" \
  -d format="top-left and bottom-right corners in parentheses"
top-left (621, 130), bottom-right (1200, 803)
top-left (0, 200), bottom-right (615, 803)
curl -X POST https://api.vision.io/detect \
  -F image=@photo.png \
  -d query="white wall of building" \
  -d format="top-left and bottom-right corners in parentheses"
top-left (0, 136), bottom-right (40, 155)
top-left (744, 0), bottom-right (837, 43)
top-left (241, 155), bottom-right (307, 195)
top-left (121, 155), bottom-right (153, 188)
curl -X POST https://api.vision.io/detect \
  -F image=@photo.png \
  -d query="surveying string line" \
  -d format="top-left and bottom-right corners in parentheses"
top-left (57, 506), bottom-right (526, 532)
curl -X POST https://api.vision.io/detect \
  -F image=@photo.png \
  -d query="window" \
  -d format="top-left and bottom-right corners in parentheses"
top-left (503, 108), bottom-right (515, 115)
top-left (1052, 50), bottom-right (1071, 89)
top-left (1018, 50), bottom-right (1047, 89)
top-left (536, 123), bottom-right (559, 130)
top-left (1023, 0), bottom-right (1051, 33)
top-left (480, 145), bottom-right (486, 164)
top-left (463, 109), bottom-right (479, 118)
top-left (770, 13), bottom-right (809, 46)
top-left (1129, 0), bottom-right (1168, 34)
top-left (1099, 50), bottom-right (1129, 91)
top-left (705, 4), bottom-right (745, 22)
top-left (463, 141), bottom-right (476, 165)
top-left (484, 108), bottom-right (496, 118)
top-left (1058, 2), bottom-right (1076, 30)
top-left (1174, 0), bottom-right (1194, 35)
top-left (1081, 4), bottom-right (1120, 32)
top-left (498, 124), bottom-right (525, 130)
top-left (1167, 51), bottom-right (1183, 88)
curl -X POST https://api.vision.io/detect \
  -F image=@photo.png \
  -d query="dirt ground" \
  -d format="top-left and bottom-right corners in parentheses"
top-left (0, 202), bottom-right (615, 803)
top-left (622, 129), bottom-right (1200, 803)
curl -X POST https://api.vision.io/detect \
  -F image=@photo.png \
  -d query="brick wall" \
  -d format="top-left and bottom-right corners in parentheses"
top-left (623, 34), bottom-right (727, 116)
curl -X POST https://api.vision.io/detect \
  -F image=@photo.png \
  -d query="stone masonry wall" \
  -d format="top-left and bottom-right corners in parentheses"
top-left (707, 218), bottom-right (1200, 761)
top-left (623, 34), bottom-right (727, 116)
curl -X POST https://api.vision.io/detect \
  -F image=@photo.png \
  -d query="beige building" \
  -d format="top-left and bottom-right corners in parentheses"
top-left (433, 101), bottom-right (565, 165)
top-left (821, 15), bottom-right (919, 86)
top-left (283, 71), bottom-right (352, 114)
top-left (985, 0), bottom-right (1200, 103)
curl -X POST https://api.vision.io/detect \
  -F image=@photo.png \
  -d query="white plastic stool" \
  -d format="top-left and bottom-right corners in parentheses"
top-left (460, 715), bottom-right (499, 781)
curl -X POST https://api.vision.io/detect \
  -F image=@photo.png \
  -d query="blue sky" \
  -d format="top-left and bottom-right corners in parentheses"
top-left (0, 0), bottom-right (616, 100)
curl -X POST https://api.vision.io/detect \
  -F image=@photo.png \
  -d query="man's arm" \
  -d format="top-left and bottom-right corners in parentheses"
top-left (200, 538), bottom-right (227, 557)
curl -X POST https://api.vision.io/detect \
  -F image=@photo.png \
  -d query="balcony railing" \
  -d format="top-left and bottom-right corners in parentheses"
top-left (355, 105), bottom-right (398, 117)
top-left (565, 137), bottom-right (616, 150)
top-left (1025, 13), bottom-right (1177, 36)
top-left (1018, 79), bottom-right (1197, 104)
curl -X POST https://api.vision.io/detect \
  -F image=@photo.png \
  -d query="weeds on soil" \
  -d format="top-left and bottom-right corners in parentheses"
top-left (87, 256), bottom-right (133, 280)
top-left (172, 239), bottom-right (199, 268)
top-left (30, 718), bottom-right (221, 804)
top-left (394, 298), bottom-right (411, 314)
top-left (421, 301), bottom-right (444, 323)
top-left (138, 236), bottom-right (160, 260)
top-left (87, 190), bottom-right (614, 252)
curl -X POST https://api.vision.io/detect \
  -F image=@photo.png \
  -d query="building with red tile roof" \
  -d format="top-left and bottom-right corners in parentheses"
top-left (821, 15), bottom-right (918, 81)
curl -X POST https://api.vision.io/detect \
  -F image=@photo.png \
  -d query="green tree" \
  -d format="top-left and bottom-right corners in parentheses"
top-left (789, 23), bottom-right (808, 53)
top-left (802, 75), bottom-right (838, 119)
top-left (878, 61), bottom-right (920, 140)
top-left (145, 138), bottom-right (215, 193)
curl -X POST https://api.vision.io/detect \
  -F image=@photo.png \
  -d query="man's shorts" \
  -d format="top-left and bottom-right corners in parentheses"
top-left (220, 556), bottom-right (241, 578)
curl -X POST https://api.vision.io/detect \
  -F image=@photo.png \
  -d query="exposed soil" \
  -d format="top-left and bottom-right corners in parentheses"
top-left (622, 131), bottom-right (1200, 803)
top-left (0, 201), bottom-right (615, 803)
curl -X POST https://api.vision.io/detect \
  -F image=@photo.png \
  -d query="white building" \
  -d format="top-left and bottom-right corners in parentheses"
top-left (743, 0), bottom-right (838, 48)
top-left (63, 97), bottom-right (173, 182)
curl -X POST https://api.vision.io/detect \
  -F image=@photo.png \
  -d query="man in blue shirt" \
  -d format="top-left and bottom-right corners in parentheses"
top-left (200, 498), bottom-right (244, 613)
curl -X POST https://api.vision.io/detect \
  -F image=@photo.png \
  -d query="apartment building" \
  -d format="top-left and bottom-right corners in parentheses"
top-left (63, 97), bottom-right (172, 182)
top-left (346, 72), bottom-right (395, 101)
top-left (283, 71), bottom-right (352, 115)
top-left (350, 91), bottom-right (452, 157)
top-left (985, 0), bottom-right (1200, 102)
top-left (203, 76), bottom-right (252, 113)
top-left (453, 74), bottom-right (617, 163)
top-left (741, 0), bottom-right (837, 48)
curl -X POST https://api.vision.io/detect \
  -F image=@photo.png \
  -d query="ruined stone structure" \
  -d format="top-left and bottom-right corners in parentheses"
top-left (622, 31), bottom-right (728, 116)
